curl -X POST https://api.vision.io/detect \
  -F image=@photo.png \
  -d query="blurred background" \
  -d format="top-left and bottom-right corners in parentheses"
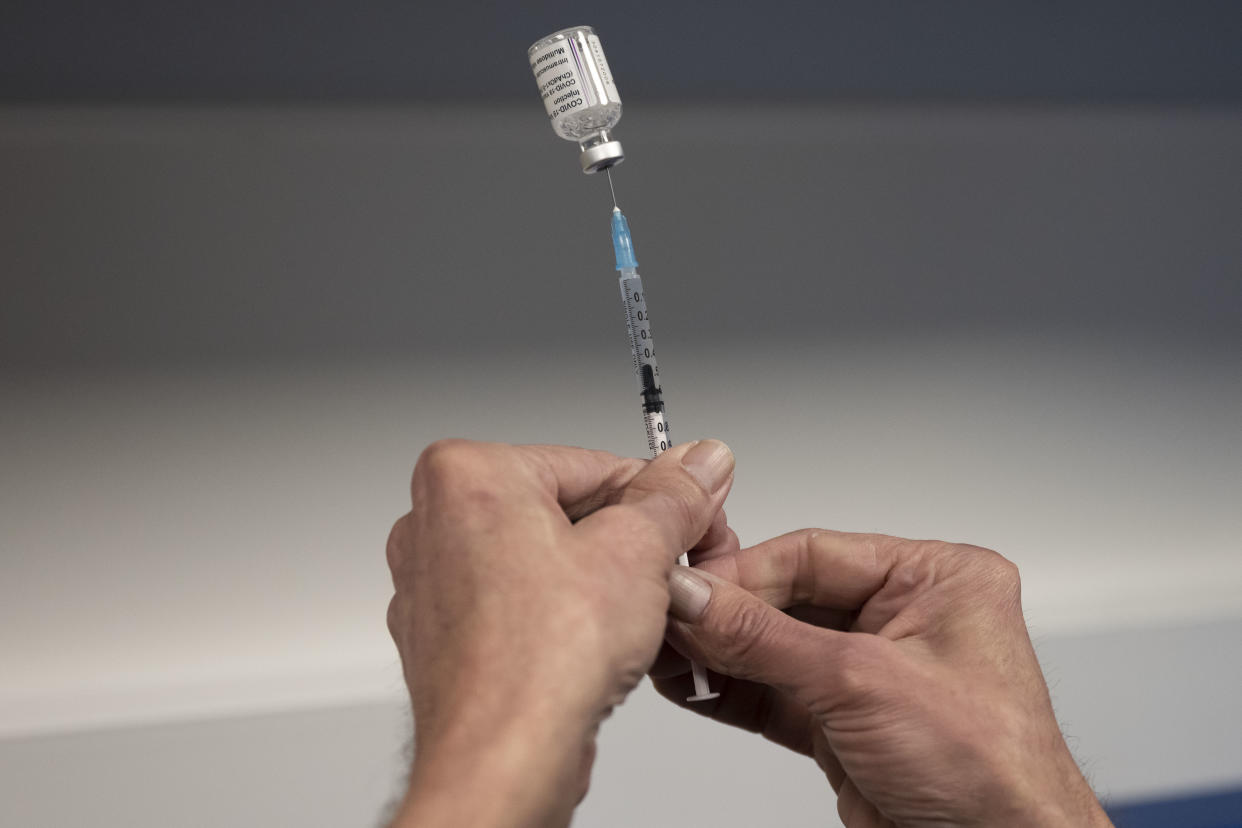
top-left (2, 2), bottom-right (1240, 826)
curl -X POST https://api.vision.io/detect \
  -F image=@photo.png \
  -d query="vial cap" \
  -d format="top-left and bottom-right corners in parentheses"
top-left (581, 140), bottom-right (625, 174)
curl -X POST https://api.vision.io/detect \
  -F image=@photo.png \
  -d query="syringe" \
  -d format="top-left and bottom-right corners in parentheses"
top-left (608, 173), bottom-right (719, 703)
top-left (526, 25), bottom-right (718, 702)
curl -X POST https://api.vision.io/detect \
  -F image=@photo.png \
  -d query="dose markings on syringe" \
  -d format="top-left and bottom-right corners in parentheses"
top-left (620, 275), bottom-right (670, 455)
top-left (621, 276), bottom-right (658, 379)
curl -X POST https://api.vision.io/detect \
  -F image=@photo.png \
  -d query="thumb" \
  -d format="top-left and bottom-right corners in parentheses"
top-left (575, 439), bottom-right (734, 565)
top-left (666, 566), bottom-right (870, 713)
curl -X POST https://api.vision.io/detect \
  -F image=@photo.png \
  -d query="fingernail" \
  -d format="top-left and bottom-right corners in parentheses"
top-left (668, 566), bottom-right (713, 622)
top-left (681, 439), bottom-right (734, 493)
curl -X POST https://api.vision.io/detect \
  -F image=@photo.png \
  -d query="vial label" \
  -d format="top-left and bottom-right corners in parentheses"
top-left (529, 32), bottom-right (620, 121)
top-left (530, 40), bottom-right (586, 118)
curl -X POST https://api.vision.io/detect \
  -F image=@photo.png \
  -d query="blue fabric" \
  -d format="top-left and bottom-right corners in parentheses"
top-left (1108, 788), bottom-right (1242, 828)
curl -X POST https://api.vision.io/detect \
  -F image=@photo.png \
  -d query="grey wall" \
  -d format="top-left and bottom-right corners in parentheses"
top-left (4, 2), bottom-right (1242, 102)
top-left (4, 105), bottom-right (1240, 377)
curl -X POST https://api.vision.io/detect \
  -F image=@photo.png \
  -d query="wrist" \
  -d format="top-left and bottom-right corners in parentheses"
top-left (391, 703), bottom-right (596, 828)
top-left (998, 746), bottom-right (1114, 828)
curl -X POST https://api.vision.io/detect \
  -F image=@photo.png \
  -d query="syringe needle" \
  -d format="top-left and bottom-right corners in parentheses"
top-left (605, 166), bottom-right (618, 209)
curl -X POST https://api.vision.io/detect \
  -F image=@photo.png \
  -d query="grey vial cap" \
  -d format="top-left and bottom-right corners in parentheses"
top-left (580, 140), bottom-right (625, 174)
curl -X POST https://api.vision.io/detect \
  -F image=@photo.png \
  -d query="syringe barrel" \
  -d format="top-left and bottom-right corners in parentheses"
top-left (618, 268), bottom-right (670, 456)
top-left (528, 26), bottom-right (625, 173)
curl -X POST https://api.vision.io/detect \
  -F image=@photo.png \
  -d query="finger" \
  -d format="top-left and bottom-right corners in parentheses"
top-left (650, 608), bottom-right (851, 682)
top-left (512, 444), bottom-right (646, 520)
top-left (666, 565), bottom-right (888, 714)
top-left (837, 777), bottom-right (893, 828)
top-left (575, 439), bottom-right (735, 566)
top-left (647, 639), bottom-right (690, 679)
top-left (688, 509), bottom-right (741, 563)
top-left (651, 522), bottom-right (739, 680)
top-left (691, 509), bottom-right (729, 552)
top-left (410, 441), bottom-right (648, 535)
top-left (385, 512), bottom-right (411, 583)
top-left (650, 671), bottom-right (819, 759)
top-left (650, 667), bottom-right (848, 791)
top-left (696, 529), bottom-right (903, 612)
top-left (810, 727), bottom-right (848, 793)
top-left (786, 604), bottom-right (854, 631)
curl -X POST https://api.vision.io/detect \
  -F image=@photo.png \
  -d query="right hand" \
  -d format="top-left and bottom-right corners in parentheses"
top-left (655, 530), bottom-right (1113, 828)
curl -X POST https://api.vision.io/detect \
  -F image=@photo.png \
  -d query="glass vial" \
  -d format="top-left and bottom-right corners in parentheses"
top-left (528, 26), bottom-right (625, 173)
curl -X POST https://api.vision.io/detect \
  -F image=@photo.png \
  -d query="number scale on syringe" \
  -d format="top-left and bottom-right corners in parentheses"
top-left (621, 276), bottom-right (671, 457)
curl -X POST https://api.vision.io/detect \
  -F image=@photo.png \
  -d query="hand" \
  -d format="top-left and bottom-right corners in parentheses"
top-left (656, 530), bottom-right (1113, 828)
top-left (385, 439), bottom-right (735, 828)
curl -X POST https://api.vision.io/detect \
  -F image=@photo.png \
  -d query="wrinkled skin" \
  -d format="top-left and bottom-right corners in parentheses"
top-left (654, 530), bottom-right (1113, 828)
top-left (386, 439), bottom-right (734, 828)
top-left (385, 440), bottom-right (1111, 828)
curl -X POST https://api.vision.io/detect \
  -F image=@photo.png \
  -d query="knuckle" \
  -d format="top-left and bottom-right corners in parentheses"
top-left (981, 548), bottom-right (1022, 599)
top-left (386, 596), bottom-right (400, 637)
top-left (412, 438), bottom-right (478, 488)
top-left (831, 635), bottom-right (881, 698)
top-left (385, 515), bottom-right (409, 574)
top-left (872, 533), bottom-right (916, 564)
top-left (411, 440), bottom-right (511, 516)
top-left (955, 543), bottom-right (1021, 603)
top-left (713, 599), bottom-right (779, 675)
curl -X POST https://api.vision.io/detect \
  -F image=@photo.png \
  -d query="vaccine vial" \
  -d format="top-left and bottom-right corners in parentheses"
top-left (528, 26), bottom-right (625, 174)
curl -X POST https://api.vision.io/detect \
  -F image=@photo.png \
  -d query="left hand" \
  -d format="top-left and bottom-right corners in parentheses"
top-left (385, 439), bottom-right (735, 828)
